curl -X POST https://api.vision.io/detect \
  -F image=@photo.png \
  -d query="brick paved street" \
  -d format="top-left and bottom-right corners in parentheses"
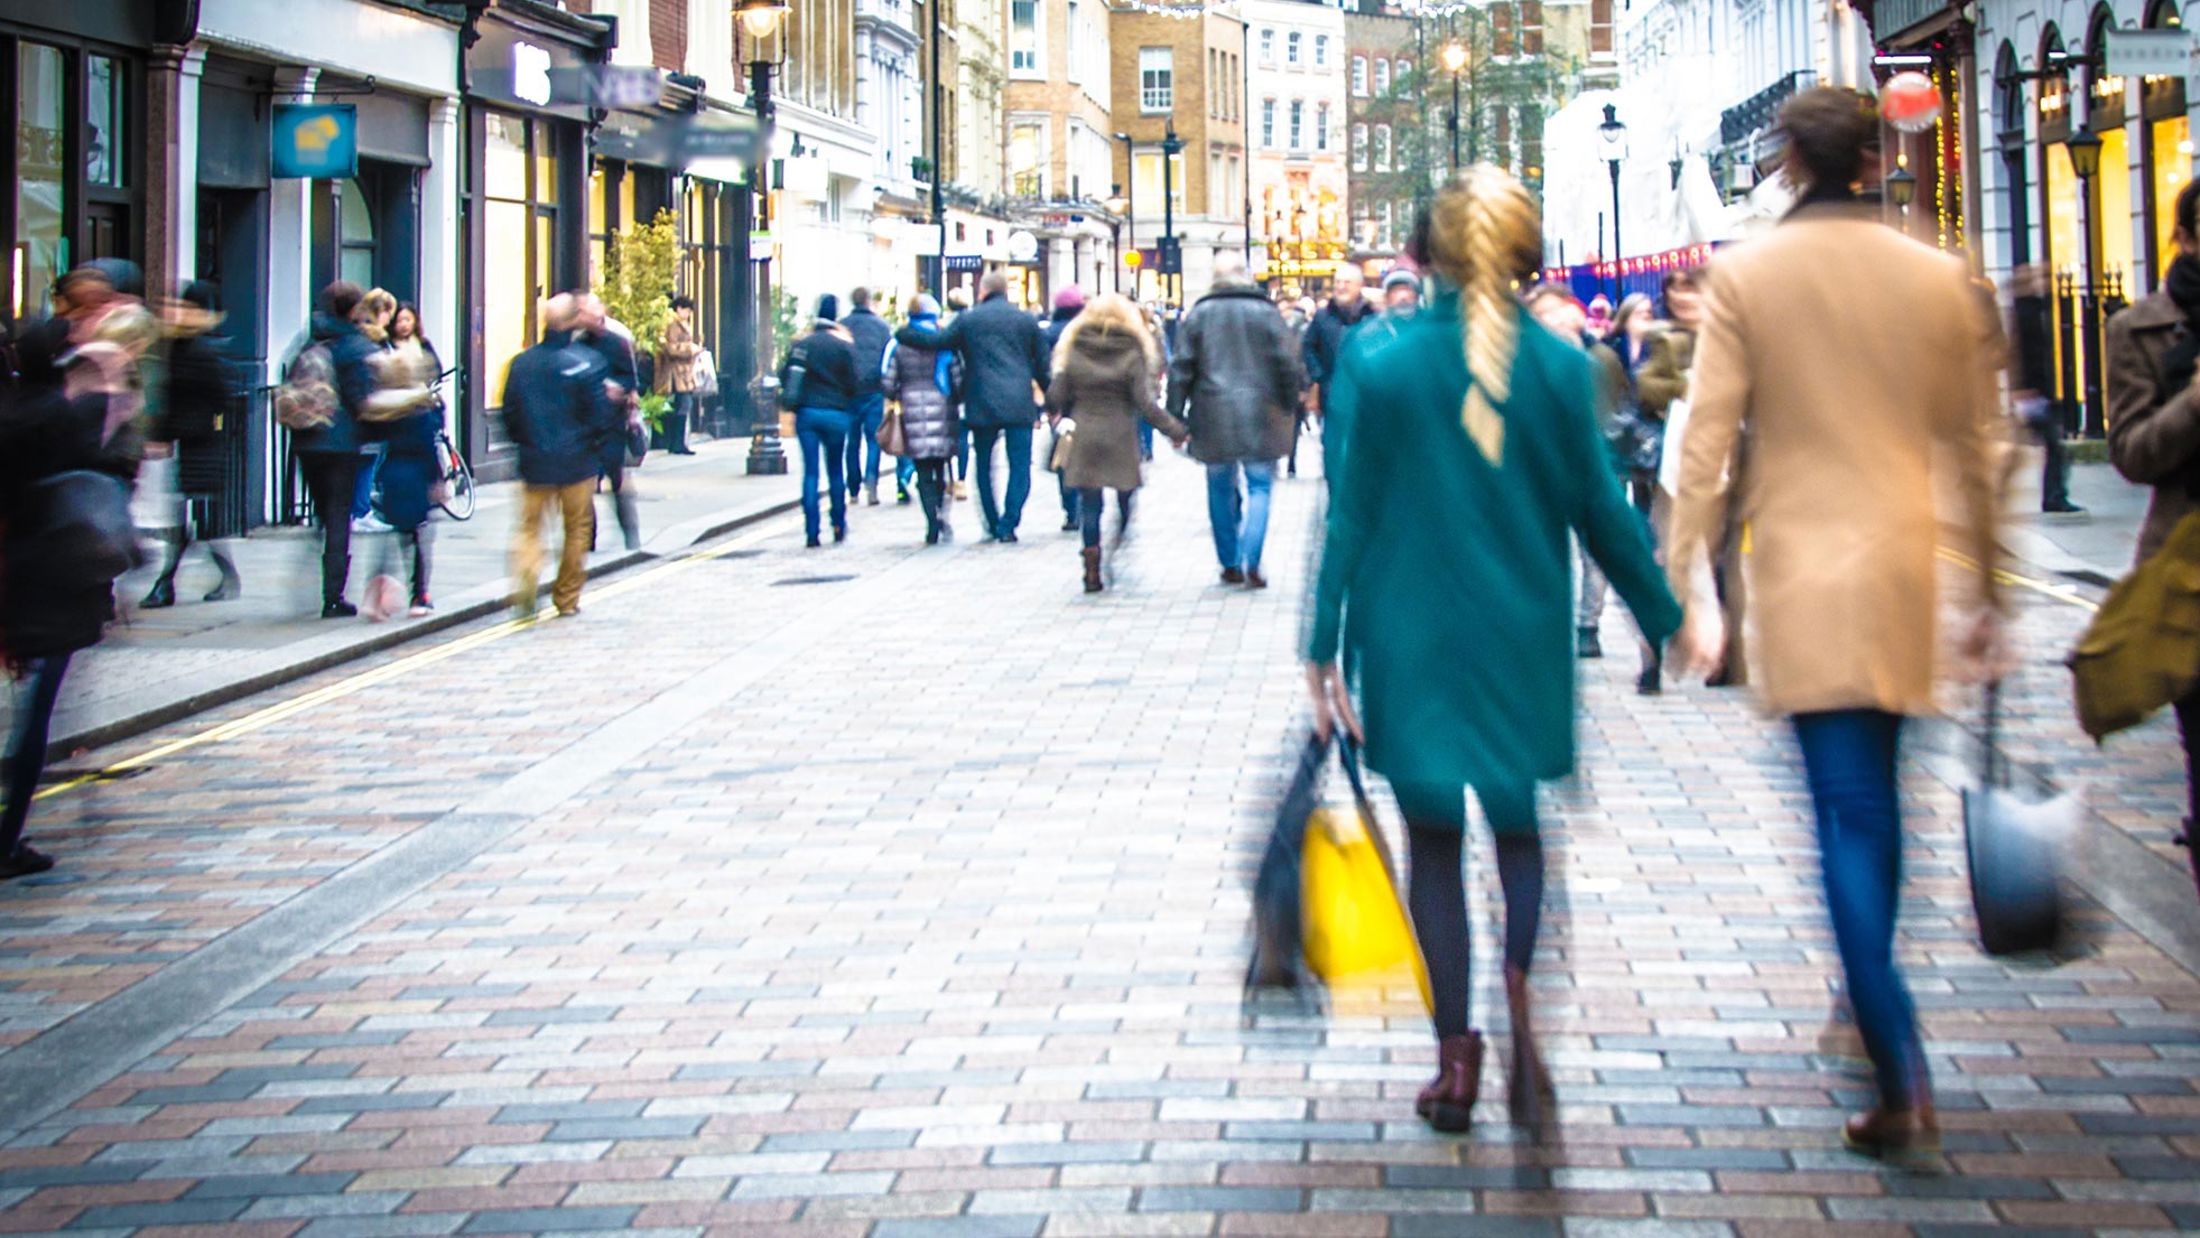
top-left (1, 448), bottom-right (2196, 1237)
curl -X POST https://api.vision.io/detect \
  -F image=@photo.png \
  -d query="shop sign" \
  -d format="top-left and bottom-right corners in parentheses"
top-left (2105, 28), bottom-right (2195, 78)
top-left (271, 104), bottom-right (358, 179)
top-left (546, 65), bottom-right (664, 110)
top-left (511, 42), bottom-right (553, 106)
top-left (1007, 230), bottom-right (1040, 262)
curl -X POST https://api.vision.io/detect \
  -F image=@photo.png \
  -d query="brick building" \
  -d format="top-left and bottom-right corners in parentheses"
top-left (1107, 6), bottom-right (1248, 306)
top-left (1344, 5), bottom-right (1420, 265)
top-left (1004, 0), bottom-right (1120, 304)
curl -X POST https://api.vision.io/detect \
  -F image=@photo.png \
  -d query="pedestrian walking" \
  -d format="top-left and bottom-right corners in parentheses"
top-left (883, 294), bottom-right (963, 544)
top-left (842, 287), bottom-right (894, 508)
top-left (289, 282), bottom-right (380, 618)
top-left (895, 271), bottom-right (1049, 542)
top-left (656, 295), bottom-right (701, 455)
top-left (1527, 285), bottom-right (1632, 659)
top-left (2106, 177), bottom-right (2200, 861)
top-left (1046, 294), bottom-right (1187, 593)
top-left (1300, 262), bottom-right (1371, 478)
top-left (2014, 264), bottom-right (2083, 513)
top-left (359, 303), bottom-right (441, 618)
top-left (1632, 268), bottom-right (1710, 691)
top-left (1666, 87), bottom-right (2007, 1165)
top-left (1136, 302), bottom-right (1171, 463)
top-left (1607, 291), bottom-right (1657, 374)
top-left (1042, 286), bottom-right (1087, 532)
top-left (1168, 254), bottom-right (1303, 588)
top-left (500, 294), bottom-right (616, 618)
top-left (782, 294), bottom-right (862, 547)
top-left (1, 311), bottom-right (145, 880)
top-left (141, 280), bottom-right (242, 608)
top-left (575, 294), bottom-right (644, 550)
top-left (1306, 165), bottom-right (1679, 1138)
top-left (348, 288), bottom-right (398, 532)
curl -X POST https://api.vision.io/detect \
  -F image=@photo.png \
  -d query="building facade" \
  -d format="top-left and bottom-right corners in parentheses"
top-left (1244, 0), bottom-right (1351, 296)
top-left (1344, 6), bottom-right (1419, 265)
top-left (1003, 0), bottom-right (1120, 306)
top-left (1107, 6), bottom-right (1248, 306)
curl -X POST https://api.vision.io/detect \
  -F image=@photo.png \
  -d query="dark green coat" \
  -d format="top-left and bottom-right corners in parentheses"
top-left (1307, 292), bottom-right (1682, 797)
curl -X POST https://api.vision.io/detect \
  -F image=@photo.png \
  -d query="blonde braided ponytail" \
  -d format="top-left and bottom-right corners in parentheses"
top-left (1422, 165), bottom-right (1543, 465)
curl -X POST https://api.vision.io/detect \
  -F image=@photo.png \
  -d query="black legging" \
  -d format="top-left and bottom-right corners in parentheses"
top-left (299, 451), bottom-right (361, 606)
top-left (1396, 782), bottom-right (1546, 1040)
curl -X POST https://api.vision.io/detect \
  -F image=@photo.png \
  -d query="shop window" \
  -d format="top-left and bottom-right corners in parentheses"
top-left (87, 55), bottom-right (125, 189)
top-left (2153, 116), bottom-right (2191, 277)
top-left (482, 113), bottom-right (560, 407)
top-left (15, 42), bottom-right (65, 319)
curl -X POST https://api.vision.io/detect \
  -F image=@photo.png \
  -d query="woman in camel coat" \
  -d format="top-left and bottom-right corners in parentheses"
top-left (1044, 293), bottom-right (1185, 593)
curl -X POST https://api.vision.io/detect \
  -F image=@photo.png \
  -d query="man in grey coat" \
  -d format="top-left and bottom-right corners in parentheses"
top-left (1168, 254), bottom-right (1305, 588)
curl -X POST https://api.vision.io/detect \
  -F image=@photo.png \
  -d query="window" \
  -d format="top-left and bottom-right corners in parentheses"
top-left (1395, 59), bottom-right (1411, 90)
top-left (481, 113), bottom-right (560, 408)
top-left (1316, 102), bottom-right (1329, 151)
top-left (1260, 28), bottom-right (1275, 63)
top-left (1287, 31), bottom-right (1301, 65)
top-left (15, 42), bottom-right (63, 318)
top-left (1261, 98), bottom-right (1276, 147)
top-left (86, 54), bottom-right (124, 189)
top-left (1009, 122), bottom-right (1044, 197)
top-left (338, 179), bottom-right (376, 288)
top-left (1011, 0), bottom-right (1039, 74)
top-left (1351, 55), bottom-right (1367, 96)
top-left (1374, 58), bottom-right (1390, 96)
top-left (1315, 35), bottom-right (1329, 68)
top-left (1493, 3), bottom-right (1516, 56)
top-left (1288, 99), bottom-right (1304, 149)
top-left (1378, 201), bottom-right (1393, 249)
top-left (1132, 148), bottom-right (1185, 216)
top-left (1351, 123), bottom-right (1368, 171)
top-left (1140, 47), bottom-right (1173, 114)
top-left (1590, 0), bottom-right (1613, 55)
top-left (1523, 1), bottom-right (1544, 55)
top-left (1066, 0), bottom-right (1081, 83)
top-left (1374, 124), bottom-right (1391, 171)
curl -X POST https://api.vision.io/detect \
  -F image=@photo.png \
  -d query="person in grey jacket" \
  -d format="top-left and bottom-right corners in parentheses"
top-left (895, 271), bottom-right (1049, 542)
top-left (883, 294), bottom-right (963, 545)
top-left (1168, 254), bottom-right (1305, 588)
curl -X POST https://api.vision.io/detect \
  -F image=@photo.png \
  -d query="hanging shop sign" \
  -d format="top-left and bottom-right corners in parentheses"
top-left (1007, 230), bottom-right (1040, 262)
top-left (2105, 28), bottom-right (2196, 78)
top-left (271, 103), bottom-right (358, 178)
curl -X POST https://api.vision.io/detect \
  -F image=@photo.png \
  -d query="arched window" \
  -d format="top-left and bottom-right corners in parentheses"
top-left (1316, 102), bottom-right (1330, 151)
top-left (1351, 55), bottom-right (1367, 97)
top-left (1375, 58), bottom-right (1390, 96)
top-left (1375, 124), bottom-right (1392, 171)
top-left (1352, 123), bottom-right (1368, 171)
top-left (1314, 34), bottom-right (1329, 69)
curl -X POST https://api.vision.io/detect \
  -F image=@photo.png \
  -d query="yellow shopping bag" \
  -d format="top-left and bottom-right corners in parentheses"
top-left (1300, 745), bottom-right (1432, 1015)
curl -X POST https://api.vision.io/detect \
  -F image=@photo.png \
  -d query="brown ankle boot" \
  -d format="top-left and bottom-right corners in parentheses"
top-left (1504, 967), bottom-right (1556, 1134)
top-left (1843, 1102), bottom-right (1939, 1166)
top-left (1081, 546), bottom-right (1104, 593)
top-left (1415, 1031), bottom-right (1483, 1133)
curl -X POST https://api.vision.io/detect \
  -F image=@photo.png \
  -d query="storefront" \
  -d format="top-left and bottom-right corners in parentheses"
top-left (462, 0), bottom-right (611, 479)
top-left (2138, 0), bottom-right (2189, 288)
top-left (0, 0), bottom-right (156, 323)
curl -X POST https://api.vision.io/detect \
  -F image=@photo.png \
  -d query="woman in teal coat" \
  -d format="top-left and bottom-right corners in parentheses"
top-left (1306, 167), bottom-right (1681, 1137)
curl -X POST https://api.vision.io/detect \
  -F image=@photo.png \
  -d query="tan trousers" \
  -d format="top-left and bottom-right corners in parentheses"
top-left (512, 480), bottom-right (595, 614)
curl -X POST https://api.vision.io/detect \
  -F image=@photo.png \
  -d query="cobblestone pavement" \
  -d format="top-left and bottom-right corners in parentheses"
top-left (0, 448), bottom-right (2195, 1237)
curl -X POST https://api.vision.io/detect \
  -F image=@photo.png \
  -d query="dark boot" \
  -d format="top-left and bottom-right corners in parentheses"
top-left (1636, 646), bottom-right (1663, 696)
top-left (1504, 967), bottom-right (1556, 1137)
top-left (1081, 546), bottom-right (1104, 593)
top-left (202, 547), bottom-right (241, 602)
top-left (1577, 626), bottom-right (1602, 659)
top-left (141, 535), bottom-right (182, 608)
top-left (1843, 1102), bottom-right (1939, 1167)
top-left (1415, 1031), bottom-right (1484, 1133)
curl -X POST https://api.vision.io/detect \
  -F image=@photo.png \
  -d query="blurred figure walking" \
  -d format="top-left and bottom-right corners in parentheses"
top-left (1527, 285), bottom-right (1632, 659)
top-left (2014, 264), bottom-right (2083, 513)
top-left (896, 272), bottom-right (1050, 542)
top-left (883, 294), bottom-right (963, 544)
top-left (1170, 254), bottom-right (1303, 588)
top-left (1300, 263), bottom-right (1370, 479)
top-left (1667, 87), bottom-right (2006, 1165)
top-left (1042, 286), bottom-right (1087, 532)
top-left (783, 295), bottom-right (862, 547)
top-left (575, 294), bottom-right (643, 551)
top-left (501, 294), bottom-right (615, 618)
top-left (1306, 166), bottom-right (1679, 1138)
top-left (842, 287), bottom-right (894, 507)
top-left (359, 303), bottom-right (442, 617)
top-left (1046, 294), bottom-right (1186, 593)
top-left (141, 281), bottom-right (242, 607)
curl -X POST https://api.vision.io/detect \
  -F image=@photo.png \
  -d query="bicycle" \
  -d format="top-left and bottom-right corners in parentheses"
top-left (427, 368), bottom-right (475, 521)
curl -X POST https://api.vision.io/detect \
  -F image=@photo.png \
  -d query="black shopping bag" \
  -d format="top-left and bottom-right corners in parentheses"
top-left (1246, 733), bottom-right (1330, 992)
top-left (1962, 681), bottom-right (2076, 956)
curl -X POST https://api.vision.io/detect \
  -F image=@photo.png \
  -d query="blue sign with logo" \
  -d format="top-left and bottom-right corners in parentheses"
top-left (272, 104), bottom-right (359, 179)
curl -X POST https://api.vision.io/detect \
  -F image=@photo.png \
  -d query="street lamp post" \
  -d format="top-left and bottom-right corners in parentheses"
top-left (2068, 126), bottom-right (2105, 437)
top-left (1597, 103), bottom-right (1627, 305)
top-left (1113, 131), bottom-right (1135, 298)
top-left (1106, 186), bottom-right (1128, 295)
top-left (1161, 123), bottom-right (1183, 308)
top-left (738, 0), bottom-right (789, 476)
top-left (1442, 40), bottom-right (1468, 172)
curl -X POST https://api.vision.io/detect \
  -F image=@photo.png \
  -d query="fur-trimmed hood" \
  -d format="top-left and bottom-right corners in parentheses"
top-left (1055, 296), bottom-right (1159, 380)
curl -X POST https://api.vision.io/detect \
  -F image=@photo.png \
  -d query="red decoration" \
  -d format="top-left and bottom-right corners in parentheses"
top-left (1881, 70), bottom-right (1943, 135)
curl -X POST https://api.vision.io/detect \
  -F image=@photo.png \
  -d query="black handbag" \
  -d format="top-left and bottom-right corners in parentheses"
top-left (1246, 732), bottom-right (1334, 993)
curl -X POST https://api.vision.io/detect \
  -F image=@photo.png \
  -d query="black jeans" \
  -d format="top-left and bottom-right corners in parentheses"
top-left (914, 459), bottom-right (951, 538)
top-left (2, 654), bottom-right (72, 859)
top-left (1076, 487), bottom-right (1133, 549)
top-left (299, 451), bottom-right (361, 605)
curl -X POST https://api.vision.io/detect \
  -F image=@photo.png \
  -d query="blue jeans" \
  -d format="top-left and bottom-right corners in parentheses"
top-left (2, 653), bottom-right (71, 857)
top-left (846, 393), bottom-right (884, 493)
top-left (971, 424), bottom-right (1034, 538)
top-left (1792, 708), bottom-right (1925, 1108)
top-left (1205, 460), bottom-right (1277, 572)
top-left (351, 446), bottom-right (383, 519)
top-left (795, 407), bottom-right (854, 541)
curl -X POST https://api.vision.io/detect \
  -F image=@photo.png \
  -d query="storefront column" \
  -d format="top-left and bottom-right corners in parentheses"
top-left (266, 68), bottom-right (320, 385)
top-left (1047, 236), bottom-right (1075, 299)
top-left (421, 95), bottom-right (461, 402)
top-left (148, 45), bottom-right (207, 298)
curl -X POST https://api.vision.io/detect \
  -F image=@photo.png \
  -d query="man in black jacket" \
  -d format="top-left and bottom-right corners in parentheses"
top-left (840, 288), bottom-right (895, 508)
top-left (1041, 285), bottom-right (1086, 532)
top-left (501, 294), bottom-right (614, 618)
top-left (1298, 263), bottom-right (1370, 479)
top-left (895, 271), bottom-right (1049, 542)
top-left (2011, 264), bottom-right (2082, 514)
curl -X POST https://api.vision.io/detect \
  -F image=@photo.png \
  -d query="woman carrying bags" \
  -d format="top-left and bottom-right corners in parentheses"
top-left (1304, 166), bottom-right (1680, 1138)
top-left (883, 294), bottom-right (962, 545)
top-left (1044, 294), bottom-right (1187, 593)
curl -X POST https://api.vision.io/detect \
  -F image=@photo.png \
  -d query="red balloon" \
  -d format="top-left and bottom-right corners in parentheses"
top-left (1882, 70), bottom-right (1943, 134)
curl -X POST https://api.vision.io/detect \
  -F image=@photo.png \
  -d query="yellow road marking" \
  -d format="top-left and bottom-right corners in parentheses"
top-left (33, 519), bottom-right (789, 802)
top-left (1936, 545), bottom-right (2100, 614)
